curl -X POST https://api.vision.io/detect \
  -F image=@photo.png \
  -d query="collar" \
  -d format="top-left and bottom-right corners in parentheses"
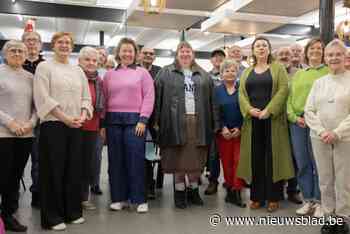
top-left (305, 64), bottom-right (326, 71)
top-left (115, 63), bottom-right (137, 70)
top-left (170, 63), bottom-right (202, 75)
top-left (24, 54), bottom-right (44, 65)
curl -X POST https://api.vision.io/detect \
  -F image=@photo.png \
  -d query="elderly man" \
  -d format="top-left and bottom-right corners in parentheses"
top-left (22, 31), bottom-right (45, 209)
top-left (276, 46), bottom-right (299, 78)
top-left (139, 47), bottom-right (162, 199)
top-left (227, 45), bottom-right (245, 79)
top-left (275, 46), bottom-right (303, 205)
top-left (290, 43), bottom-right (305, 69)
top-left (204, 49), bottom-right (225, 196)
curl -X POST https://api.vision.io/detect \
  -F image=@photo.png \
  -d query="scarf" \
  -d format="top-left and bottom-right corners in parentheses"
top-left (84, 70), bottom-right (105, 113)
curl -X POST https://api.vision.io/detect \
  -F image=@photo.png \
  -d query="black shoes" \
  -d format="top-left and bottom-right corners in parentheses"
top-left (2, 215), bottom-right (27, 232)
top-left (321, 218), bottom-right (349, 234)
top-left (336, 221), bottom-right (350, 234)
top-left (225, 189), bottom-right (246, 208)
top-left (204, 181), bottom-right (218, 195)
top-left (174, 190), bottom-right (187, 209)
top-left (91, 185), bottom-right (103, 195)
top-left (287, 192), bottom-right (303, 205)
top-left (187, 188), bottom-right (204, 206)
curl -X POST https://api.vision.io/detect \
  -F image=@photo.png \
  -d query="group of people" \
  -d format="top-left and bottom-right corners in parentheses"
top-left (1, 31), bottom-right (350, 234)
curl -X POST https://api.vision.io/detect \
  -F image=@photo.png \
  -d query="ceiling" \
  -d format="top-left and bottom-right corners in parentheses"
top-left (0, 0), bottom-right (348, 56)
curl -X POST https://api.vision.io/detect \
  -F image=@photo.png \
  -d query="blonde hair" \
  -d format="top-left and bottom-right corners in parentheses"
top-left (174, 41), bottom-right (196, 68)
top-left (51, 32), bottom-right (74, 49)
top-left (114, 37), bottom-right (138, 64)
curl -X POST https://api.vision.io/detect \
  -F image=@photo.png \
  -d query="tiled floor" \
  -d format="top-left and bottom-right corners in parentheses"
top-left (11, 148), bottom-right (322, 234)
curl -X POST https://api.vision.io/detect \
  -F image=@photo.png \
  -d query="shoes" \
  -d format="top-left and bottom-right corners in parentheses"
top-left (250, 201), bottom-right (261, 209)
top-left (82, 201), bottom-right (97, 210)
top-left (174, 190), bottom-right (187, 209)
top-left (2, 215), bottom-right (27, 232)
top-left (225, 189), bottom-right (236, 204)
top-left (136, 203), bottom-right (149, 213)
top-left (187, 188), bottom-right (204, 206)
top-left (296, 201), bottom-right (314, 215)
top-left (110, 201), bottom-right (129, 211)
top-left (70, 217), bottom-right (85, 224)
top-left (51, 223), bottom-right (66, 231)
top-left (233, 190), bottom-right (246, 208)
top-left (91, 185), bottom-right (103, 195)
top-left (204, 181), bottom-right (218, 195)
top-left (287, 193), bottom-right (303, 205)
top-left (31, 192), bottom-right (40, 209)
top-left (312, 203), bottom-right (324, 218)
top-left (267, 201), bottom-right (279, 213)
top-left (336, 219), bottom-right (350, 234)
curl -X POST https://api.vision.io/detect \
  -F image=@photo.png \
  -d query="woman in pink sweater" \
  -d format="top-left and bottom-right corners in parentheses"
top-left (102, 38), bottom-right (154, 213)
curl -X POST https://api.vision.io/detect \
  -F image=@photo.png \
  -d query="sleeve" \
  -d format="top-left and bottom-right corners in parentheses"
top-left (265, 64), bottom-right (289, 117)
top-left (139, 69), bottom-right (155, 124)
top-left (79, 69), bottom-right (93, 120)
top-left (304, 81), bottom-right (326, 136)
top-left (0, 110), bottom-right (14, 126)
top-left (287, 71), bottom-right (301, 123)
top-left (210, 77), bottom-right (221, 133)
top-left (153, 68), bottom-right (166, 128)
top-left (238, 68), bottom-right (253, 119)
top-left (33, 62), bottom-right (60, 119)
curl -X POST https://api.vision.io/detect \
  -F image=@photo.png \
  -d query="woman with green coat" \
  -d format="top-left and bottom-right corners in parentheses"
top-left (237, 37), bottom-right (294, 212)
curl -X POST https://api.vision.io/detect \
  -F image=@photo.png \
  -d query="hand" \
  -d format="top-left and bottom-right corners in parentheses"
top-left (296, 117), bottom-right (306, 128)
top-left (100, 128), bottom-right (106, 143)
top-left (21, 121), bottom-right (34, 135)
top-left (77, 111), bottom-right (88, 125)
top-left (258, 109), bottom-right (270, 120)
top-left (135, 122), bottom-right (146, 137)
top-left (320, 131), bottom-right (338, 144)
top-left (6, 120), bottom-right (25, 136)
top-left (230, 128), bottom-right (241, 138)
top-left (249, 108), bottom-right (261, 118)
top-left (221, 127), bottom-right (232, 140)
top-left (64, 116), bottom-right (82, 128)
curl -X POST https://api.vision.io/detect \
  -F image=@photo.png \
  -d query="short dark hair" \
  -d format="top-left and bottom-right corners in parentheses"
top-left (251, 36), bottom-right (273, 66)
top-left (211, 49), bottom-right (226, 58)
top-left (304, 38), bottom-right (325, 65)
top-left (114, 37), bottom-right (139, 64)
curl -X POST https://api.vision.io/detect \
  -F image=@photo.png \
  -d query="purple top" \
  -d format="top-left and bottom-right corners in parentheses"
top-left (103, 65), bottom-right (155, 122)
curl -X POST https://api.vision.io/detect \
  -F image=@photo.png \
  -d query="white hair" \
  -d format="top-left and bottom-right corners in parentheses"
top-left (78, 46), bottom-right (99, 59)
top-left (220, 59), bottom-right (239, 75)
top-left (325, 39), bottom-right (347, 54)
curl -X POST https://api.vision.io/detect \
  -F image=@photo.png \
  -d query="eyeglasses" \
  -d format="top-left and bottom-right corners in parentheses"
top-left (24, 38), bottom-right (40, 43)
top-left (142, 52), bottom-right (155, 56)
top-left (8, 48), bottom-right (25, 54)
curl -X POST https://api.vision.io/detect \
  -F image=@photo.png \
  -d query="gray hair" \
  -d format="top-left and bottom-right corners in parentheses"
top-left (21, 31), bottom-right (42, 42)
top-left (2, 40), bottom-right (28, 63)
top-left (79, 46), bottom-right (99, 59)
top-left (325, 39), bottom-right (347, 54)
top-left (220, 59), bottom-right (239, 75)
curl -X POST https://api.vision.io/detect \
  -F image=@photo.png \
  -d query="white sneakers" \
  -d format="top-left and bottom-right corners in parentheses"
top-left (51, 223), bottom-right (66, 231)
top-left (296, 201), bottom-right (324, 217)
top-left (71, 217), bottom-right (85, 224)
top-left (110, 202), bottom-right (148, 213)
top-left (136, 203), bottom-right (149, 213)
top-left (110, 202), bottom-right (129, 211)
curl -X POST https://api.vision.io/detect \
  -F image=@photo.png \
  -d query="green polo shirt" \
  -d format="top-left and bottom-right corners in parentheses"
top-left (287, 65), bottom-right (329, 123)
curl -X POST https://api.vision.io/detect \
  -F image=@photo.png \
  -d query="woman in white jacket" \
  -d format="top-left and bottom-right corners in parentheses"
top-left (305, 39), bottom-right (350, 234)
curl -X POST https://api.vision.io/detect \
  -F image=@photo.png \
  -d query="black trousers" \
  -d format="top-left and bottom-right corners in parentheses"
top-left (0, 138), bottom-right (32, 217)
top-left (39, 122), bottom-right (83, 228)
top-left (250, 119), bottom-right (284, 202)
top-left (81, 130), bottom-right (98, 202)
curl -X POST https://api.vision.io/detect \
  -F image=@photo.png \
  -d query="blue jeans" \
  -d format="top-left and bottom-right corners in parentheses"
top-left (289, 123), bottom-right (321, 201)
top-left (107, 124), bottom-right (146, 204)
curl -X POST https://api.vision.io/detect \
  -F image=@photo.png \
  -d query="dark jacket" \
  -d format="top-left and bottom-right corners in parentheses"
top-left (154, 63), bottom-right (220, 147)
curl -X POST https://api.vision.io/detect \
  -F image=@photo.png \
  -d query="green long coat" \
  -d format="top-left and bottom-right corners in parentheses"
top-left (237, 62), bottom-right (294, 183)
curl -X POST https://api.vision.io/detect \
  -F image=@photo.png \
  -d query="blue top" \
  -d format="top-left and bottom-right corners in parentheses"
top-left (215, 83), bottom-right (243, 129)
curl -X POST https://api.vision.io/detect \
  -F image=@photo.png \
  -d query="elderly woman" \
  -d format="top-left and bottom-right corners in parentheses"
top-left (78, 47), bottom-right (104, 210)
top-left (0, 40), bottom-right (36, 232)
top-left (215, 59), bottom-right (245, 207)
top-left (287, 38), bottom-right (328, 217)
top-left (155, 41), bottom-right (219, 209)
top-left (34, 32), bottom-right (92, 231)
top-left (305, 39), bottom-right (350, 234)
top-left (103, 37), bottom-right (154, 213)
top-left (238, 36), bottom-right (294, 212)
